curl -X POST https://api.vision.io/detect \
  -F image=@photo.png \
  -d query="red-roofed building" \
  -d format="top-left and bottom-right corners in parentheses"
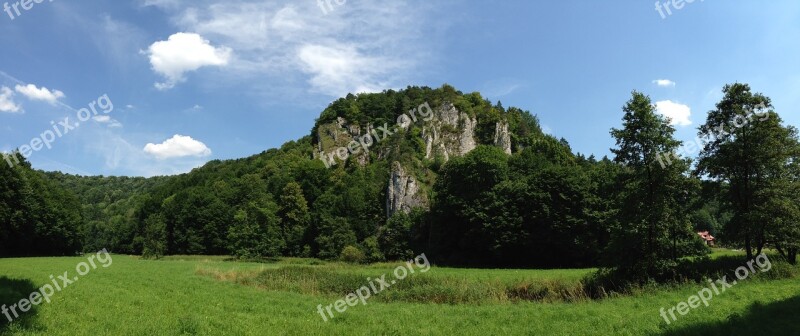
top-left (697, 231), bottom-right (715, 246)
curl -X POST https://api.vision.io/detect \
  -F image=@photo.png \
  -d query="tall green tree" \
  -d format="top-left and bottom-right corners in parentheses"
top-left (278, 182), bottom-right (310, 256)
top-left (608, 91), bottom-right (695, 277)
top-left (753, 127), bottom-right (800, 264)
top-left (696, 83), bottom-right (799, 259)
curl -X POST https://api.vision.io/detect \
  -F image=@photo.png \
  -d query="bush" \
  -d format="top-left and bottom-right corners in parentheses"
top-left (362, 237), bottom-right (385, 263)
top-left (340, 246), bottom-right (366, 264)
top-left (581, 254), bottom-right (798, 299)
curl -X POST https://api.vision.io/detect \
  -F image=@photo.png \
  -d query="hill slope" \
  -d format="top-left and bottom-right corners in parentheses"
top-left (40, 84), bottom-right (621, 267)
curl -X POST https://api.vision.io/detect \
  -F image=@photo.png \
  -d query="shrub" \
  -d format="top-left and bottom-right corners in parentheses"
top-left (340, 246), bottom-right (366, 264)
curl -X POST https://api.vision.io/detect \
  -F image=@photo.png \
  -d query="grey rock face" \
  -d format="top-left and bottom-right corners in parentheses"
top-left (422, 103), bottom-right (477, 161)
top-left (314, 101), bottom-right (512, 218)
top-left (386, 161), bottom-right (425, 218)
top-left (494, 121), bottom-right (512, 155)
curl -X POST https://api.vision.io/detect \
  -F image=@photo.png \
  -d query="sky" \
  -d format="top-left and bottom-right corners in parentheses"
top-left (0, 0), bottom-right (798, 177)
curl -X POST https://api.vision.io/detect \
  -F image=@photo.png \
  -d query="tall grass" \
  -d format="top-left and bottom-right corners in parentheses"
top-left (197, 265), bottom-right (590, 304)
top-left (2, 255), bottom-right (799, 335)
top-left (198, 254), bottom-right (798, 305)
top-left (582, 254), bottom-right (798, 300)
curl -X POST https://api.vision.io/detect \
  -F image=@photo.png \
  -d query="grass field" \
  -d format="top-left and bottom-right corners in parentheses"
top-left (1, 251), bottom-right (798, 335)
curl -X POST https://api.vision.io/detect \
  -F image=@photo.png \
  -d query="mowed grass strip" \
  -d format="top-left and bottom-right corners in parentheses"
top-left (0, 255), bottom-right (797, 335)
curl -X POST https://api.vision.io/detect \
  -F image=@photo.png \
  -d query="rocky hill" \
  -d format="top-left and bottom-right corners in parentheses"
top-left (43, 84), bottom-right (606, 267)
top-left (311, 85), bottom-right (542, 218)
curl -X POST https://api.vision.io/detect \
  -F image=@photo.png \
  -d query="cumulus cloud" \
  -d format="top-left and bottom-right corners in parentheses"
top-left (0, 86), bottom-right (21, 113)
top-left (14, 84), bottom-right (65, 104)
top-left (145, 32), bottom-right (232, 90)
top-left (143, 0), bottom-right (443, 97)
top-left (655, 100), bottom-right (692, 126)
top-left (143, 134), bottom-right (212, 159)
top-left (653, 79), bottom-right (676, 87)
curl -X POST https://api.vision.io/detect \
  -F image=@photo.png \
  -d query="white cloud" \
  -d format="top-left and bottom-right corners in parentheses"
top-left (655, 100), bottom-right (692, 126)
top-left (0, 86), bottom-right (21, 113)
top-left (145, 32), bottom-right (232, 90)
top-left (183, 104), bottom-right (204, 113)
top-left (14, 84), bottom-right (65, 104)
top-left (143, 134), bottom-right (212, 159)
top-left (145, 0), bottom-right (444, 97)
top-left (298, 44), bottom-right (399, 95)
top-left (653, 79), bottom-right (676, 87)
top-left (93, 115), bottom-right (123, 128)
top-left (84, 130), bottom-right (209, 176)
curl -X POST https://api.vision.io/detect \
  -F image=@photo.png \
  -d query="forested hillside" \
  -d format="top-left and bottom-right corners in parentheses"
top-left (0, 154), bottom-right (82, 257)
top-left (5, 84), bottom-right (798, 271)
top-left (42, 172), bottom-right (169, 254)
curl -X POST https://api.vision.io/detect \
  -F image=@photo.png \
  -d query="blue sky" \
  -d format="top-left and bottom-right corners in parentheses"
top-left (1, 0), bottom-right (798, 176)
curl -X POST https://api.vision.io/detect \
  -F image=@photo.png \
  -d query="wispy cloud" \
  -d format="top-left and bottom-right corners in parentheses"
top-left (93, 115), bottom-right (123, 128)
top-left (481, 78), bottom-right (525, 99)
top-left (142, 0), bottom-right (445, 97)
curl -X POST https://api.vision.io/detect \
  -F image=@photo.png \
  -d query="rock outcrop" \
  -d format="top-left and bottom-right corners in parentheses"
top-left (386, 161), bottom-right (426, 218)
top-left (494, 121), bottom-right (512, 155)
top-left (314, 117), bottom-right (370, 167)
top-left (421, 103), bottom-right (477, 161)
top-left (314, 101), bottom-right (514, 217)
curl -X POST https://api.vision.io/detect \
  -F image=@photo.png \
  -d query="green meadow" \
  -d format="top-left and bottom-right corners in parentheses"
top-left (1, 251), bottom-right (798, 335)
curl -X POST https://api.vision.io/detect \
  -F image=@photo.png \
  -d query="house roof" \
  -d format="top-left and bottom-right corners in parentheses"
top-left (697, 231), bottom-right (715, 241)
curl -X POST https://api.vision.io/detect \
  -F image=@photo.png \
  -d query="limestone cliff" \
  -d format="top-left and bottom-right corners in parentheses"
top-left (313, 100), bottom-right (514, 218)
top-left (386, 161), bottom-right (427, 218)
top-left (494, 121), bottom-right (512, 155)
top-left (421, 102), bottom-right (477, 161)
